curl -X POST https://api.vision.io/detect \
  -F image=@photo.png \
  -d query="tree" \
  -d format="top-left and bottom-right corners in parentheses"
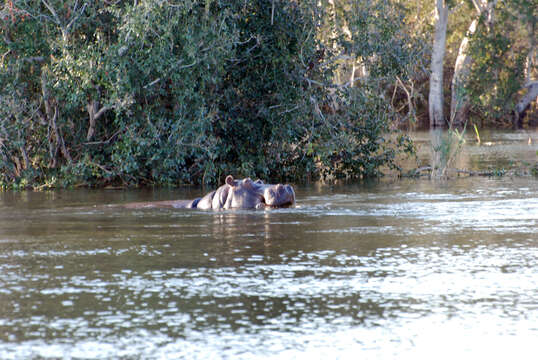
top-left (450, 0), bottom-right (498, 127)
top-left (465, 0), bottom-right (536, 127)
top-left (513, 0), bottom-right (537, 127)
top-left (1, 0), bottom-right (417, 188)
top-left (429, 0), bottom-right (449, 128)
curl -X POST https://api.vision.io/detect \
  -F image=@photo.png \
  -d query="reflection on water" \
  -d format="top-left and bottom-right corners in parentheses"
top-left (0, 133), bottom-right (537, 359)
top-left (411, 129), bottom-right (538, 171)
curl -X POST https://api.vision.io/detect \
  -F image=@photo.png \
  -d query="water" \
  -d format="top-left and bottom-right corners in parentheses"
top-left (0, 131), bottom-right (537, 359)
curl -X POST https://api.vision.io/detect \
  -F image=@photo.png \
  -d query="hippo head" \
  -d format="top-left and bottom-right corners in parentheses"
top-left (196, 175), bottom-right (295, 210)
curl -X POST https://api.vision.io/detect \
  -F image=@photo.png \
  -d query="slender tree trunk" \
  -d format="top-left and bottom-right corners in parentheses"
top-left (450, 19), bottom-right (478, 127)
top-left (450, 0), bottom-right (498, 127)
top-left (524, 19), bottom-right (535, 85)
top-left (512, 10), bottom-right (536, 128)
top-left (429, 0), bottom-right (449, 128)
top-left (86, 98), bottom-right (111, 141)
top-left (41, 72), bottom-right (72, 165)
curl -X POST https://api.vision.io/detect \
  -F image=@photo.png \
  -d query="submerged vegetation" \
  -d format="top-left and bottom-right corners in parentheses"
top-left (0, 1), bottom-right (535, 188)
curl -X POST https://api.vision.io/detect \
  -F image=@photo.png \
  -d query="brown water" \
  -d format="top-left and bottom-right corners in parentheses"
top-left (0, 131), bottom-right (537, 359)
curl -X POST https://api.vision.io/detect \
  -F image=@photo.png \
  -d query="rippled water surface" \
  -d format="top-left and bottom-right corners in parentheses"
top-left (0, 132), bottom-right (537, 359)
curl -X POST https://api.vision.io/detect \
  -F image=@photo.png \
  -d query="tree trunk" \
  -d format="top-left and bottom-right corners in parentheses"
top-left (524, 20), bottom-right (535, 85)
top-left (86, 100), bottom-right (112, 141)
top-left (429, 0), bottom-right (449, 128)
top-left (41, 72), bottom-right (72, 165)
top-left (450, 1), bottom-right (498, 127)
top-left (514, 81), bottom-right (538, 128)
top-left (450, 19), bottom-right (479, 127)
top-left (87, 100), bottom-right (99, 141)
top-left (513, 8), bottom-right (536, 128)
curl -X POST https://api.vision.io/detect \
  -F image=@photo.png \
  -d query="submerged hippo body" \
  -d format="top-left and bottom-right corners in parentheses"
top-left (123, 175), bottom-right (295, 210)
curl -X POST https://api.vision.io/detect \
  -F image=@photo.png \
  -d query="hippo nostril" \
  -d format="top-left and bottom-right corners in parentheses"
top-left (276, 184), bottom-right (284, 192)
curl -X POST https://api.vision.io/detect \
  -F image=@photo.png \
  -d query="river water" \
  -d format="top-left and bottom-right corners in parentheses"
top-left (0, 131), bottom-right (537, 359)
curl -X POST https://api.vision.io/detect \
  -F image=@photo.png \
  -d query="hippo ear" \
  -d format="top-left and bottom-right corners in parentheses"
top-left (225, 175), bottom-right (234, 186)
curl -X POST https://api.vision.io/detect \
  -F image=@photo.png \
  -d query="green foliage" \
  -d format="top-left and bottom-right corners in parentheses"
top-left (531, 162), bottom-right (538, 177)
top-left (1, 0), bottom-right (418, 187)
top-left (466, 1), bottom-right (535, 125)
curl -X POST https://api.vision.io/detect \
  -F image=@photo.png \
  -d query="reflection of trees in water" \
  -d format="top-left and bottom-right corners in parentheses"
top-left (429, 129), bottom-right (538, 177)
top-left (207, 212), bottom-right (288, 266)
top-left (430, 128), bottom-right (470, 178)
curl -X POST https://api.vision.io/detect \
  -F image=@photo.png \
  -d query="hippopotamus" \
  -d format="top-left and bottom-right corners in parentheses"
top-left (123, 175), bottom-right (295, 210)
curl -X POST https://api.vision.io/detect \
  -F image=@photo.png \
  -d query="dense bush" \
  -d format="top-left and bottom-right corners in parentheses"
top-left (466, 0), bottom-right (533, 126)
top-left (1, 0), bottom-right (417, 188)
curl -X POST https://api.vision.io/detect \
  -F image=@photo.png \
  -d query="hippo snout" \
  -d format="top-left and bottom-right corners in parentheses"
top-left (264, 183), bottom-right (295, 207)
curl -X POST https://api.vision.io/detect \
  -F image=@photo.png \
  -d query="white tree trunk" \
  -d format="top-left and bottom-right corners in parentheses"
top-left (524, 20), bottom-right (535, 84)
top-left (450, 0), bottom-right (498, 127)
top-left (450, 19), bottom-right (479, 127)
top-left (429, 0), bottom-right (449, 128)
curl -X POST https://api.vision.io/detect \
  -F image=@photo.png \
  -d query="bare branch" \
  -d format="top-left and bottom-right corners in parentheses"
top-left (84, 129), bottom-right (122, 146)
top-left (41, 0), bottom-right (61, 25)
top-left (396, 76), bottom-right (415, 120)
top-left (86, 99), bottom-right (113, 141)
top-left (178, 61), bottom-right (197, 70)
top-left (41, 0), bottom-right (88, 40)
top-left (278, 105), bottom-right (299, 116)
top-left (271, 0), bottom-right (275, 25)
top-left (143, 78), bottom-right (161, 89)
top-left (94, 105), bottom-right (112, 120)
top-left (1, 50), bottom-right (11, 67)
top-left (470, 0), bottom-right (486, 14)
top-left (66, 2), bottom-right (88, 33)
